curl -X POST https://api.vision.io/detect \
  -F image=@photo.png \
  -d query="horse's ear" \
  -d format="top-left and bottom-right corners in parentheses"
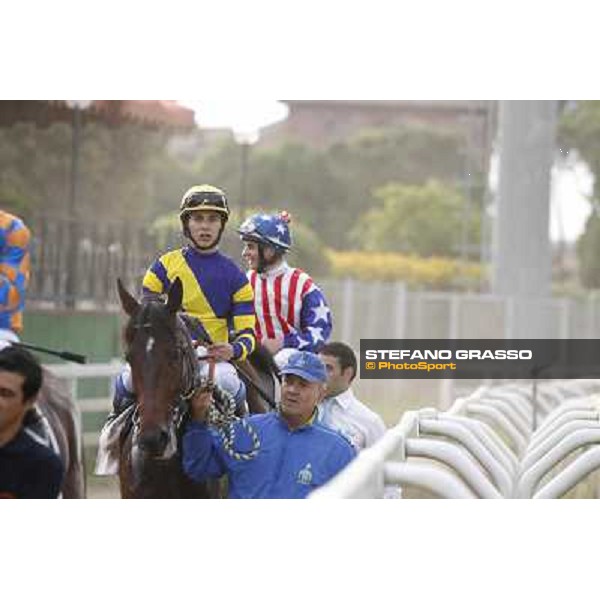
top-left (117, 278), bottom-right (140, 316)
top-left (166, 277), bottom-right (183, 314)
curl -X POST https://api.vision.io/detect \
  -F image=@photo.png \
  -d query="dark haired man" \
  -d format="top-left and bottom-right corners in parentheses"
top-left (318, 341), bottom-right (386, 451)
top-left (238, 211), bottom-right (332, 371)
top-left (0, 345), bottom-right (64, 498)
top-left (319, 342), bottom-right (400, 498)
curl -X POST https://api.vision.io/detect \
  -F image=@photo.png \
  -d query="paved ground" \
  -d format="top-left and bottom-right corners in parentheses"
top-left (87, 475), bottom-right (120, 499)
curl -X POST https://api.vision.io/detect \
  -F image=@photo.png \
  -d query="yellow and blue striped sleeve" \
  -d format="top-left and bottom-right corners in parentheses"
top-left (142, 255), bottom-right (170, 295)
top-left (230, 280), bottom-right (256, 361)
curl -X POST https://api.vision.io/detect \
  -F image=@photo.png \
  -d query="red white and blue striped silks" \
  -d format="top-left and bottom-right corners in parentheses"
top-left (248, 261), bottom-right (332, 353)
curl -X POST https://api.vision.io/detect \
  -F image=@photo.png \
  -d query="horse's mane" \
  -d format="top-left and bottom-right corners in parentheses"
top-left (178, 312), bottom-right (211, 345)
top-left (38, 368), bottom-right (76, 414)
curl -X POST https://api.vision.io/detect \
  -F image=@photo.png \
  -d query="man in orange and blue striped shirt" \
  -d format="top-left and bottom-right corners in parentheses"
top-left (0, 210), bottom-right (31, 342)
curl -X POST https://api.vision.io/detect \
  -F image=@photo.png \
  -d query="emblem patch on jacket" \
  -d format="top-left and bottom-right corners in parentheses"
top-left (297, 463), bottom-right (313, 485)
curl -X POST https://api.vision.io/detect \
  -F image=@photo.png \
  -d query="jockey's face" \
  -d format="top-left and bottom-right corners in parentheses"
top-left (0, 370), bottom-right (33, 442)
top-left (187, 211), bottom-right (222, 250)
top-left (242, 241), bottom-right (280, 272)
top-left (280, 374), bottom-right (325, 429)
top-left (319, 353), bottom-right (353, 398)
top-left (241, 241), bottom-right (260, 270)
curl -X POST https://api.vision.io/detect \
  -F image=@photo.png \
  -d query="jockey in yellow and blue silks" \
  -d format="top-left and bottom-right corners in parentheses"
top-left (143, 185), bottom-right (256, 360)
top-left (0, 210), bottom-right (31, 343)
top-left (112, 185), bottom-right (256, 414)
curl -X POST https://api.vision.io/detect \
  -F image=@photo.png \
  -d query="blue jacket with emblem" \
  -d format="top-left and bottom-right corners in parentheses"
top-left (182, 411), bottom-right (356, 498)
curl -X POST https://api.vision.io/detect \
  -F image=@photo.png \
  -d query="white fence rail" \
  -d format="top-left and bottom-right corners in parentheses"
top-left (310, 379), bottom-right (600, 499)
top-left (320, 280), bottom-right (600, 347)
top-left (46, 359), bottom-right (600, 498)
top-left (46, 360), bottom-right (124, 448)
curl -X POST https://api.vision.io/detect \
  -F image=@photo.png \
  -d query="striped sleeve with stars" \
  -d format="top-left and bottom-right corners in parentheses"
top-left (249, 264), bottom-right (332, 353)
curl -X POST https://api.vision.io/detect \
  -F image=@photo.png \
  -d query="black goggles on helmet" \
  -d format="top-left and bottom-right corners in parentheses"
top-left (183, 192), bottom-right (226, 209)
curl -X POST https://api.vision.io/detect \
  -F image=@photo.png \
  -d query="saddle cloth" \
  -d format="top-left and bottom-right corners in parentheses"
top-left (94, 405), bottom-right (135, 476)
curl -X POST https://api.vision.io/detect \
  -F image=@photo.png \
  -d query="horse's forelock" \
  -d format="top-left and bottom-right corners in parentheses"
top-left (126, 301), bottom-right (193, 390)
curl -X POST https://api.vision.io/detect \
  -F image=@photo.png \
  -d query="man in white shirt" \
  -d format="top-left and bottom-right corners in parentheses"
top-left (319, 342), bottom-right (401, 498)
top-left (318, 341), bottom-right (386, 451)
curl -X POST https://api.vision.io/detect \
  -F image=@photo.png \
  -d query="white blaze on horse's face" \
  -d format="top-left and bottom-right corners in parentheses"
top-left (146, 336), bottom-right (155, 354)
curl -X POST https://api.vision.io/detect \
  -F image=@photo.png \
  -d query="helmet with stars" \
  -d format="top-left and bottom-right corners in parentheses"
top-left (238, 211), bottom-right (292, 252)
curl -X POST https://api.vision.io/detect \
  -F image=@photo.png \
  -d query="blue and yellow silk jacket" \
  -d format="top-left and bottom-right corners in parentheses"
top-left (142, 247), bottom-right (256, 360)
top-left (0, 211), bottom-right (31, 334)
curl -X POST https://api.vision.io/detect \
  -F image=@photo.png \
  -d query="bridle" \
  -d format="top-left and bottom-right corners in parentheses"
top-left (127, 302), bottom-right (260, 461)
top-left (126, 305), bottom-right (200, 460)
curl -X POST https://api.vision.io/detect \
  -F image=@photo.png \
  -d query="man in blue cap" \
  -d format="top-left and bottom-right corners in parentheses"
top-left (182, 350), bottom-right (356, 498)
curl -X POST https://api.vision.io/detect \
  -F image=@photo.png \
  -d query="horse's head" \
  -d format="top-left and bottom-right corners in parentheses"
top-left (117, 278), bottom-right (197, 459)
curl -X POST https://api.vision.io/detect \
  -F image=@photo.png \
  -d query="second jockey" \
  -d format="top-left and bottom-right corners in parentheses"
top-left (112, 185), bottom-right (256, 414)
top-left (238, 211), bottom-right (332, 370)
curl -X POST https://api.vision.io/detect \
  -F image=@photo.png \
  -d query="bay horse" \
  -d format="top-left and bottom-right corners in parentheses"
top-left (35, 369), bottom-right (86, 498)
top-left (116, 277), bottom-right (278, 498)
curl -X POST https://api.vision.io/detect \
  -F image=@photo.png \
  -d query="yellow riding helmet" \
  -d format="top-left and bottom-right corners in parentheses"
top-left (179, 185), bottom-right (230, 221)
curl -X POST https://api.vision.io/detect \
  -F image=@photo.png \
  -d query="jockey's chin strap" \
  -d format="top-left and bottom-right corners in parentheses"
top-left (256, 243), bottom-right (285, 274)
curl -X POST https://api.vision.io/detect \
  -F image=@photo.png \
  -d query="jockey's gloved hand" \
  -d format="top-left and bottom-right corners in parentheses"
top-left (195, 345), bottom-right (209, 360)
top-left (207, 343), bottom-right (234, 363)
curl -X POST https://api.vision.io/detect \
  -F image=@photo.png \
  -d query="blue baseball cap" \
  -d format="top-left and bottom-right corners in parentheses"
top-left (280, 351), bottom-right (327, 383)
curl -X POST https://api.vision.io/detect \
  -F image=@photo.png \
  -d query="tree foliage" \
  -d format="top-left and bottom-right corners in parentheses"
top-left (560, 101), bottom-right (600, 200)
top-left (194, 123), bottom-right (482, 253)
top-left (559, 102), bottom-right (600, 287)
top-left (0, 115), bottom-right (485, 284)
top-left (576, 211), bottom-right (600, 288)
top-left (328, 249), bottom-right (483, 290)
top-left (0, 121), bottom-right (172, 222)
top-left (351, 180), bottom-right (480, 258)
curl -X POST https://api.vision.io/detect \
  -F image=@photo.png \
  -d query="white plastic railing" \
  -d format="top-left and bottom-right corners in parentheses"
top-left (310, 379), bottom-right (600, 499)
top-left (310, 407), bottom-right (510, 499)
top-left (534, 446), bottom-right (600, 499)
top-left (45, 360), bottom-right (600, 498)
top-left (516, 429), bottom-right (600, 498)
top-left (418, 416), bottom-right (514, 497)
